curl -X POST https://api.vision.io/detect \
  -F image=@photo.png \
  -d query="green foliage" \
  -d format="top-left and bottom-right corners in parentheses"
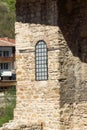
top-left (1, 0), bottom-right (16, 12)
top-left (0, 0), bottom-right (16, 38)
top-left (0, 106), bottom-right (14, 127)
top-left (0, 86), bottom-right (16, 127)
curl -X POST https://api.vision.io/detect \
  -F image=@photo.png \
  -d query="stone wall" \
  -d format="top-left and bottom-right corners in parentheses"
top-left (0, 122), bottom-right (42, 130)
top-left (58, 0), bottom-right (87, 130)
top-left (15, 0), bottom-right (60, 130)
top-left (0, 0), bottom-right (87, 130)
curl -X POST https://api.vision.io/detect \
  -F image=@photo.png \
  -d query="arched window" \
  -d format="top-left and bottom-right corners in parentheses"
top-left (35, 41), bottom-right (48, 81)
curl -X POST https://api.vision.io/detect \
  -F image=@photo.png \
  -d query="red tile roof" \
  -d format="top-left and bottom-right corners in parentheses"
top-left (0, 38), bottom-right (15, 47)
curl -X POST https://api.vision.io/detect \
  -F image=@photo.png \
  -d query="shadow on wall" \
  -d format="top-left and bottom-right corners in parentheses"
top-left (16, 0), bottom-right (58, 26)
top-left (58, 0), bottom-right (87, 107)
top-left (58, 0), bottom-right (87, 63)
top-left (16, 0), bottom-right (87, 62)
top-left (16, 0), bottom-right (87, 107)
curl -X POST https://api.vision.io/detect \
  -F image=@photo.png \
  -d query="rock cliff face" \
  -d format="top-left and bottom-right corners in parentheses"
top-left (1, 0), bottom-right (87, 130)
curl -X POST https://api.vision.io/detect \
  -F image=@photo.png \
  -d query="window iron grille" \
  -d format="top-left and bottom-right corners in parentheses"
top-left (35, 41), bottom-right (48, 81)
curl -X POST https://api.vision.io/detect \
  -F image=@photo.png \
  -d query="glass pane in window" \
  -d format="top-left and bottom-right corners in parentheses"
top-left (38, 57), bottom-right (42, 60)
top-left (0, 51), bottom-right (2, 57)
top-left (38, 64), bottom-right (42, 68)
top-left (4, 63), bottom-right (8, 69)
top-left (0, 63), bottom-right (3, 69)
top-left (3, 51), bottom-right (9, 57)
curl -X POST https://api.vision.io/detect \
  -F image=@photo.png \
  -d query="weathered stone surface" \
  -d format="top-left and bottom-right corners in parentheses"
top-left (1, 0), bottom-right (87, 130)
top-left (14, 0), bottom-right (60, 130)
top-left (0, 121), bottom-right (41, 130)
top-left (58, 0), bottom-right (87, 130)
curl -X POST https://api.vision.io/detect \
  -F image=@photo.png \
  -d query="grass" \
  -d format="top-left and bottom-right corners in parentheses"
top-left (0, 86), bottom-right (16, 127)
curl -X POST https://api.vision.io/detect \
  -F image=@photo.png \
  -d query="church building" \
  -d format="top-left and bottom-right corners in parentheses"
top-left (1, 0), bottom-right (87, 130)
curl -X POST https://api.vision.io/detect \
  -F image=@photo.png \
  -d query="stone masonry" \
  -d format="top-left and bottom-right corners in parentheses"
top-left (0, 0), bottom-right (87, 130)
top-left (58, 1), bottom-right (87, 130)
top-left (15, 0), bottom-right (60, 130)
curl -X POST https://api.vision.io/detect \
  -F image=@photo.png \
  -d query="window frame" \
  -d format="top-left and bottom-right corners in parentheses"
top-left (3, 51), bottom-right (9, 57)
top-left (0, 50), bottom-right (9, 57)
top-left (0, 63), bottom-right (9, 70)
top-left (35, 40), bottom-right (48, 81)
